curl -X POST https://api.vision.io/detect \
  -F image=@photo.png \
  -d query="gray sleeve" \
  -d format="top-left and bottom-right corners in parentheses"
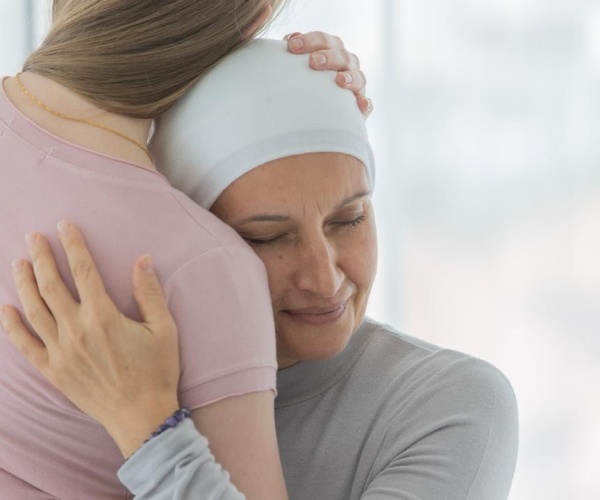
top-left (362, 358), bottom-right (519, 500)
top-left (118, 419), bottom-right (245, 500)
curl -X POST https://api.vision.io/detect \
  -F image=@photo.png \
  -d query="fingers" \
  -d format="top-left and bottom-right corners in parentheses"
top-left (0, 305), bottom-right (49, 372)
top-left (132, 255), bottom-right (177, 337)
top-left (285, 31), bottom-right (372, 117)
top-left (286, 32), bottom-right (359, 74)
top-left (286, 31), bottom-right (344, 53)
top-left (334, 72), bottom-right (373, 116)
top-left (283, 32), bottom-right (301, 42)
top-left (287, 33), bottom-right (360, 74)
top-left (334, 69), bottom-right (367, 94)
top-left (357, 97), bottom-right (374, 117)
top-left (311, 48), bottom-right (361, 74)
top-left (12, 258), bottom-right (58, 346)
top-left (26, 232), bottom-right (76, 316)
top-left (56, 221), bottom-right (110, 308)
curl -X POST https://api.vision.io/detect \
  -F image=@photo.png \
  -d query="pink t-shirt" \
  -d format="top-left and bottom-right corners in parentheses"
top-left (0, 81), bottom-right (277, 499)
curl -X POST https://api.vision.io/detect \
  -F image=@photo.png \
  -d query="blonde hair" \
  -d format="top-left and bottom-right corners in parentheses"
top-left (23, 0), bottom-right (284, 118)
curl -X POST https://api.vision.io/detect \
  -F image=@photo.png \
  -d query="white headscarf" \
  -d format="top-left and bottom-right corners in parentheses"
top-left (151, 38), bottom-right (375, 209)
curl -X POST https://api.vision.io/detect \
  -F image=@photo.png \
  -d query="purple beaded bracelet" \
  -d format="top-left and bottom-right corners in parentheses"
top-left (144, 408), bottom-right (191, 444)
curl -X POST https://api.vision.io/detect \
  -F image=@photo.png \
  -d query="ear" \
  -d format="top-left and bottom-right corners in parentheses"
top-left (244, 3), bottom-right (273, 39)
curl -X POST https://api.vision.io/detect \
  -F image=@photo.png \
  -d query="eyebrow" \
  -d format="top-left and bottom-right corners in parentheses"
top-left (335, 190), bottom-right (371, 210)
top-left (237, 190), bottom-right (372, 225)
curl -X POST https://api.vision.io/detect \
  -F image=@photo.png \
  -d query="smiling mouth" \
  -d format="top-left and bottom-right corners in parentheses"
top-left (283, 302), bottom-right (348, 326)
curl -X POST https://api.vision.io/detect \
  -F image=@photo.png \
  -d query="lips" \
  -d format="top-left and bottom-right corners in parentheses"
top-left (283, 301), bottom-right (348, 326)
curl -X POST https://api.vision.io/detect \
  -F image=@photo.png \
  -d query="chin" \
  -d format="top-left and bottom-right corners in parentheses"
top-left (276, 320), bottom-right (356, 365)
top-left (275, 302), bottom-right (369, 365)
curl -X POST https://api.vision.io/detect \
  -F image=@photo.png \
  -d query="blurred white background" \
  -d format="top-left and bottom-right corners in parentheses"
top-left (1, 1), bottom-right (599, 499)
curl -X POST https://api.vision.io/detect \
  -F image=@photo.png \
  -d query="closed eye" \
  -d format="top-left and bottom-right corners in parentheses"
top-left (334, 214), bottom-right (366, 228)
top-left (242, 215), bottom-right (366, 246)
top-left (243, 234), bottom-right (286, 247)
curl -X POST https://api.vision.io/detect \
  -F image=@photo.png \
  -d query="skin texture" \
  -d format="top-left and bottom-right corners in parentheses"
top-left (0, 31), bottom-right (371, 500)
top-left (3, 226), bottom-right (287, 499)
top-left (5, 230), bottom-right (180, 458)
top-left (211, 153), bottom-right (377, 368)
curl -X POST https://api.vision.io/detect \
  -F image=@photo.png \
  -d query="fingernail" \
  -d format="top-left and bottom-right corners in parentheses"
top-left (140, 254), bottom-right (154, 274)
top-left (12, 259), bottom-right (26, 274)
top-left (312, 53), bottom-right (326, 67)
top-left (25, 233), bottom-right (37, 251)
top-left (360, 97), bottom-right (372, 115)
top-left (57, 220), bottom-right (70, 236)
top-left (343, 72), bottom-right (353, 85)
top-left (289, 38), bottom-right (303, 51)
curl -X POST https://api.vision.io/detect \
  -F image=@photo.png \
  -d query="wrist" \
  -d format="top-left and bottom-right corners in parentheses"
top-left (143, 408), bottom-right (191, 443)
top-left (103, 396), bottom-right (181, 458)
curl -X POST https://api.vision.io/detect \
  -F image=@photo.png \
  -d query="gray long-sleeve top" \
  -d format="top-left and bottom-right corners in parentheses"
top-left (119, 319), bottom-right (519, 499)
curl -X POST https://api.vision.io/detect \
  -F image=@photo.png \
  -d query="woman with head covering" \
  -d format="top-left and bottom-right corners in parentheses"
top-left (3, 40), bottom-right (518, 499)
top-left (0, 1), bottom-right (368, 498)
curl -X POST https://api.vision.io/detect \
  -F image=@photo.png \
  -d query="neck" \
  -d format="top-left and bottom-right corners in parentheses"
top-left (4, 72), bottom-right (155, 170)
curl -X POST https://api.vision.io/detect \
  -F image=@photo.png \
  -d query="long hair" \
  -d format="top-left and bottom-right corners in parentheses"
top-left (23, 0), bottom-right (284, 118)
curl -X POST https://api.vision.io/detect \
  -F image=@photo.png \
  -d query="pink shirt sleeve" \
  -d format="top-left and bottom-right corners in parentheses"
top-left (163, 244), bottom-right (277, 410)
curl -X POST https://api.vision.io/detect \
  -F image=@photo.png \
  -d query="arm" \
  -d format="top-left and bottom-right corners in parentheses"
top-left (2, 226), bottom-right (180, 456)
top-left (0, 222), bottom-right (287, 499)
top-left (118, 419), bottom-right (245, 500)
top-left (286, 31), bottom-right (372, 116)
top-left (119, 394), bottom-right (284, 500)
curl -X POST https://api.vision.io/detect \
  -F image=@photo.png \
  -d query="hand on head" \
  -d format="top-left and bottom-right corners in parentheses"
top-left (285, 31), bottom-right (372, 116)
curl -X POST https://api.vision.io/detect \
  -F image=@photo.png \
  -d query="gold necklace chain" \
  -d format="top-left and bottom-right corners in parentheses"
top-left (15, 73), bottom-right (151, 159)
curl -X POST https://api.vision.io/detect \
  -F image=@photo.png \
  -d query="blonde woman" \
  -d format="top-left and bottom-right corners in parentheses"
top-left (0, 1), bottom-right (369, 499)
top-left (4, 40), bottom-right (518, 499)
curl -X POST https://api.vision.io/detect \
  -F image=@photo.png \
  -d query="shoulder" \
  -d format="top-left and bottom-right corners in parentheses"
top-left (147, 189), bottom-right (267, 286)
top-left (164, 189), bottom-right (257, 254)
top-left (362, 318), bottom-right (516, 404)
top-left (357, 318), bottom-right (518, 450)
top-left (359, 320), bottom-right (519, 498)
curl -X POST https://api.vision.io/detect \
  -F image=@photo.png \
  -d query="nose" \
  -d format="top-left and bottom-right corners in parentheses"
top-left (293, 235), bottom-right (344, 297)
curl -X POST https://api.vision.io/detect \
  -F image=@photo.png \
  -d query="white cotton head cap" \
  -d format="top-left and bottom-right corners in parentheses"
top-left (150, 38), bottom-right (375, 209)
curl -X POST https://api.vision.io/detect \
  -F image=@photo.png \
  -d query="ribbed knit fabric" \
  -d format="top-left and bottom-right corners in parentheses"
top-left (119, 318), bottom-right (519, 500)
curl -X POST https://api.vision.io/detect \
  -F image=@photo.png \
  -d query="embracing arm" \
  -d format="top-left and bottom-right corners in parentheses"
top-left (0, 32), bottom-right (370, 498)
top-left (119, 419), bottom-right (245, 499)
top-left (119, 390), bottom-right (284, 500)
top-left (119, 393), bottom-right (283, 500)
top-left (0, 222), bottom-right (286, 500)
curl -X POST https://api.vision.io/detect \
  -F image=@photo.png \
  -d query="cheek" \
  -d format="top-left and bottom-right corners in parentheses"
top-left (253, 249), bottom-right (292, 303)
top-left (341, 225), bottom-right (378, 293)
